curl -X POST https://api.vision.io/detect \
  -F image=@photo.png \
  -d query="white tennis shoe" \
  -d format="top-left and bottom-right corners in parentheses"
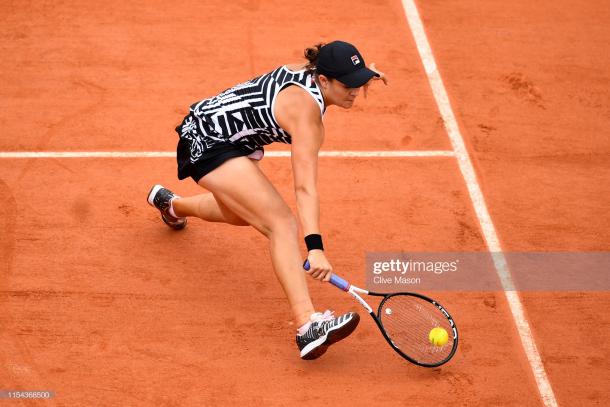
top-left (296, 310), bottom-right (360, 360)
top-left (147, 184), bottom-right (187, 230)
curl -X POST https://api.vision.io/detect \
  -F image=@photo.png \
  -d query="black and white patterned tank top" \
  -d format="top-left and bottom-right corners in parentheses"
top-left (177, 65), bottom-right (326, 162)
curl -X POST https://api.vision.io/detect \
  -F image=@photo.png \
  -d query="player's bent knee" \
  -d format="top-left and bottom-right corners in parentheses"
top-left (267, 213), bottom-right (298, 238)
top-left (256, 211), bottom-right (297, 239)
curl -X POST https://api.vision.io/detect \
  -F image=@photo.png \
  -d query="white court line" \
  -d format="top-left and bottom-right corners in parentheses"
top-left (401, 1), bottom-right (558, 406)
top-left (0, 150), bottom-right (455, 159)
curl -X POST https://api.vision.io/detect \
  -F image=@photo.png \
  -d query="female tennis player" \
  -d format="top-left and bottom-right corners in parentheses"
top-left (147, 40), bottom-right (387, 360)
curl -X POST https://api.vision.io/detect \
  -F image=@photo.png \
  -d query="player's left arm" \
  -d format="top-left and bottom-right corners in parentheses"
top-left (286, 106), bottom-right (324, 238)
top-left (274, 86), bottom-right (330, 281)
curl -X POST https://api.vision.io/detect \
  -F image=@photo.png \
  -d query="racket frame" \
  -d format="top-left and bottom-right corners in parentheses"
top-left (302, 260), bottom-right (458, 367)
top-left (344, 283), bottom-right (458, 367)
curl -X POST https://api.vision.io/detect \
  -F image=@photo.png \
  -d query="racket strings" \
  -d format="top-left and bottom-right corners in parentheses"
top-left (380, 295), bottom-right (455, 364)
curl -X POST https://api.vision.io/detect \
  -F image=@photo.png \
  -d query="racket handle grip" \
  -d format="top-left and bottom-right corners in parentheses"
top-left (303, 260), bottom-right (350, 292)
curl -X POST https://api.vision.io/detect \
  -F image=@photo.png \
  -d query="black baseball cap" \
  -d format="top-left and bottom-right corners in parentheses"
top-left (316, 40), bottom-right (380, 88)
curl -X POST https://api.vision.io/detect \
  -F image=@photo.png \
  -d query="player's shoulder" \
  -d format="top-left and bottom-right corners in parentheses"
top-left (284, 62), bottom-right (308, 71)
top-left (276, 86), bottom-right (321, 124)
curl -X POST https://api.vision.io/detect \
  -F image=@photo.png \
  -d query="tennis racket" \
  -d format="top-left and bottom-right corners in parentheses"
top-left (304, 260), bottom-right (458, 367)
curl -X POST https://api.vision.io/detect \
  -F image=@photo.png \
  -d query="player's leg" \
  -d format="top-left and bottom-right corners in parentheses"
top-left (198, 156), bottom-right (315, 326)
top-left (147, 187), bottom-right (249, 228)
top-left (172, 193), bottom-right (249, 226)
top-left (148, 156), bottom-right (359, 358)
top-left (199, 156), bottom-right (359, 359)
top-left (172, 159), bottom-right (265, 225)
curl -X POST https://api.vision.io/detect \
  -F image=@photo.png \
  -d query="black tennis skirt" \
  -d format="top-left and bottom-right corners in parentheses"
top-left (175, 126), bottom-right (250, 183)
top-left (177, 140), bottom-right (250, 183)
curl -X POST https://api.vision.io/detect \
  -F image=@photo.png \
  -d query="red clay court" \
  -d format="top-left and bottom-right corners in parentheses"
top-left (1, 1), bottom-right (609, 406)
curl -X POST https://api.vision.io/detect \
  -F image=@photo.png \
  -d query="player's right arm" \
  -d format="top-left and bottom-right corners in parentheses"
top-left (274, 85), bottom-right (332, 281)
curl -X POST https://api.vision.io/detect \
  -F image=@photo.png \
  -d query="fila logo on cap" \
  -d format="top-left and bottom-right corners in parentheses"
top-left (351, 55), bottom-right (360, 65)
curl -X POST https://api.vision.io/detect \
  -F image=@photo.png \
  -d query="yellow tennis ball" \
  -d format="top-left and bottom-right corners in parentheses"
top-left (429, 327), bottom-right (449, 346)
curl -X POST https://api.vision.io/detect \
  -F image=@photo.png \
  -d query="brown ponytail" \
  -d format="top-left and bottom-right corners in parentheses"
top-left (304, 43), bottom-right (325, 73)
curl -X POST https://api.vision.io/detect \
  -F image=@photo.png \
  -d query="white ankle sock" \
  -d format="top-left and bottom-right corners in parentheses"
top-left (297, 311), bottom-right (327, 335)
top-left (168, 198), bottom-right (179, 218)
top-left (297, 321), bottom-right (312, 336)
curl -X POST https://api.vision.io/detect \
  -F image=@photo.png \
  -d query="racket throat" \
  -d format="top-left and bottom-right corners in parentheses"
top-left (348, 289), bottom-right (373, 313)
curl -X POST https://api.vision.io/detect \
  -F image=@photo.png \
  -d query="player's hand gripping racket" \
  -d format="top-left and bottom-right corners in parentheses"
top-left (304, 260), bottom-right (458, 367)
